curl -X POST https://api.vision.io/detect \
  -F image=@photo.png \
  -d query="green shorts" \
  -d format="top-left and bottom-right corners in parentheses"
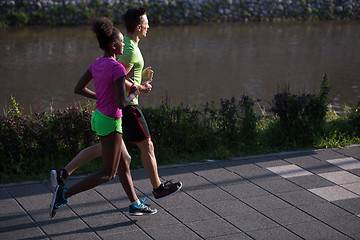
top-left (91, 109), bottom-right (122, 136)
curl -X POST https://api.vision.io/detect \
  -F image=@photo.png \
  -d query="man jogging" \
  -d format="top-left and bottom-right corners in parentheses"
top-left (118, 7), bottom-right (182, 200)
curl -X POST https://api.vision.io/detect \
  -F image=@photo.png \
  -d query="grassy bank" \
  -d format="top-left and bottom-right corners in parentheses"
top-left (1, 75), bottom-right (359, 184)
top-left (1, 0), bottom-right (359, 27)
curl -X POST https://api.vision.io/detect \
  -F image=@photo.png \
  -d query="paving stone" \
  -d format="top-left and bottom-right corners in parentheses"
top-left (287, 221), bottom-right (351, 240)
top-left (50, 229), bottom-right (100, 240)
top-left (93, 180), bottom-right (136, 207)
top-left (334, 145), bottom-right (360, 159)
top-left (242, 194), bottom-right (292, 212)
top-left (318, 171), bottom-right (360, 185)
top-left (144, 223), bottom-right (200, 240)
top-left (163, 171), bottom-right (214, 191)
top-left (187, 217), bottom-right (242, 239)
top-left (103, 229), bottom-right (151, 240)
top-left (262, 207), bottom-right (316, 226)
top-left (253, 178), bottom-right (304, 193)
top-left (326, 215), bottom-right (360, 237)
top-left (225, 212), bottom-right (278, 232)
top-left (298, 202), bottom-right (352, 221)
top-left (0, 226), bottom-right (48, 239)
top-left (341, 182), bottom-right (360, 195)
top-left (205, 200), bottom-right (257, 218)
top-left (186, 162), bottom-right (225, 172)
top-left (221, 163), bottom-right (281, 182)
top-left (247, 226), bottom-right (303, 240)
top-left (222, 182), bottom-right (269, 199)
top-left (45, 217), bottom-right (98, 239)
top-left (68, 188), bottom-right (120, 216)
top-left (276, 190), bottom-right (326, 206)
top-left (332, 198), bottom-right (360, 215)
top-left (309, 185), bottom-right (359, 202)
top-left (128, 208), bottom-right (180, 229)
top-left (327, 157), bottom-right (360, 170)
top-left (83, 211), bottom-right (140, 237)
top-left (287, 174), bottom-right (335, 189)
top-left (1, 212), bottom-right (37, 231)
top-left (205, 232), bottom-right (253, 240)
top-left (282, 155), bottom-right (343, 174)
top-left (310, 149), bottom-right (348, 161)
top-left (0, 188), bottom-right (11, 200)
top-left (186, 186), bottom-right (236, 204)
top-left (157, 166), bottom-right (192, 179)
top-left (167, 203), bottom-right (215, 223)
top-left (349, 168), bottom-right (360, 177)
top-left (5, 184), bottom-right (102, 238)
top-left (154, 190), bottom-right (197, 210)
top-left (188, 167), bottom-right (247, 186)
top-left (254, 159), bottom-right (290, 168)
top-left (247, 156), bottom-right (282, 165)
top-left (2, 145), bottom-right (360, 240)
top-left (0, 196), bottom-right (26, 215)
top-left (266, 165), bottom-right (313, 178)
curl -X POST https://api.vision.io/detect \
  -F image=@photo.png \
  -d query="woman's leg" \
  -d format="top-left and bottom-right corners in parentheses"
top-left (65, 132), bottom-right (122, 199)
top-left (65, 142), bottom-right (102, 175)
top-left (118, 139), bottom-right (137, 202)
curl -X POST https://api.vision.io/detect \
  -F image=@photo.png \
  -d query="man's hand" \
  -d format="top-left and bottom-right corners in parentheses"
top-left (142, 67), bottom-right (154, 80)
top-left (141, 79), bottom-right (152, 94)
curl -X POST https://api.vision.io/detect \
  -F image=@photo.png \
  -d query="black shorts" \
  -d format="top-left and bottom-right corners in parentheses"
top-left (122, 105), bottom-right (151, 143)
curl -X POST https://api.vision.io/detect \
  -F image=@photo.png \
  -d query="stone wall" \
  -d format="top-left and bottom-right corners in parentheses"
top-left (1, 0), bottom-right (359, 25)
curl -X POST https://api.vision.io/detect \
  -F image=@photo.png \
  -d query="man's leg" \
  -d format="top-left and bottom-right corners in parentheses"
top-left (135, 138), bottom-right (161, 189)
top-left (122, 105), bottom-right (182, 200)
top-left (136, 137), bottom-right (182, 201)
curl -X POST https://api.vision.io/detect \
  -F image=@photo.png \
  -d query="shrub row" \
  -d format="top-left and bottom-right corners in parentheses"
top-left (1, 75), bottom-right (359, 183)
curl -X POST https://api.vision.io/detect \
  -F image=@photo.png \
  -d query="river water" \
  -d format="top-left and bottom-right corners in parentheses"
top-left (1, 21), bottom-right (359, 113)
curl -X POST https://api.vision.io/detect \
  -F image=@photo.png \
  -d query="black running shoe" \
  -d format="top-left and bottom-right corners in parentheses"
top-left (152, 180), bottom-right (182, 201)
top-left (49, 185), bottom-right (68, 218)
top-left (50, 169), bottom-right (68, 192)
top-left (129, 196), bottom-right (157, 216)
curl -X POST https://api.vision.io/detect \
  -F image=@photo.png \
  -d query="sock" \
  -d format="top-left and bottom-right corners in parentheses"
top-left (132, 199), bottom-right (141, 206)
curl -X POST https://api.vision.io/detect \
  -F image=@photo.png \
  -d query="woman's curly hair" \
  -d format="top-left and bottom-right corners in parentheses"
top-left (91, 16), bottom-right (120, 50)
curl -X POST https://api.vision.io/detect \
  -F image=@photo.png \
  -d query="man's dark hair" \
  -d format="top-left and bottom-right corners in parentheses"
top-left (123, 7), bottom-right (147, 33)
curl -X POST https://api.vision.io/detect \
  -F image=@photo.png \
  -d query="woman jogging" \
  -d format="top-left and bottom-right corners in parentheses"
top-left (50, 8), bottom-right (182, 208)
top-left (49, 17), bottom-right (143, 218)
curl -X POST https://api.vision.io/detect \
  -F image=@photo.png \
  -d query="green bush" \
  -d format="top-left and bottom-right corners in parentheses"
top-left (0, 76), bottom-right (359, 183)
top-left (0, 98), bottom-right (97, 183)
top-left (270, 74), bottom-right (329, 146)
top-left (6, 11), bottom-right (30, 25)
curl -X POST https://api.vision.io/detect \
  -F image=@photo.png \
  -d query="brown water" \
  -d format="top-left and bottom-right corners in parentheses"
top-left (1, 21), bottom-right (359, 113)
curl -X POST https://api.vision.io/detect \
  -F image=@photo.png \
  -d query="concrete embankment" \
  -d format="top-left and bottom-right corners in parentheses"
top-left (1, 0), bottom-right (359, 25)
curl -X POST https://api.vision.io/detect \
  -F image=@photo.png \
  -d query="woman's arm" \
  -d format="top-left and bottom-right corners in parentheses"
top-left (74, 70), bottom-right (96, 99)
top-left (114, 76), bottom-right (139, 109)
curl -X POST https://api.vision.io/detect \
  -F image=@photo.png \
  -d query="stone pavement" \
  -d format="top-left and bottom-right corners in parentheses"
top-left (1, 145), bottom-right (360, 240)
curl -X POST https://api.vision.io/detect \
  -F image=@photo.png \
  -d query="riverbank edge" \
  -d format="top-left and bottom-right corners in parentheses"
top-left (1, 0), bottom-right (360, 26)
top-left (1, 144), bottom-right (359, 187)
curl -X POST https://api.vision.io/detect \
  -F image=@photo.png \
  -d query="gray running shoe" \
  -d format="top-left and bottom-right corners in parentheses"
top-left (49, 185), bottom-right (68, 218)
top-left (129, 196), bottom-right (157, 216)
